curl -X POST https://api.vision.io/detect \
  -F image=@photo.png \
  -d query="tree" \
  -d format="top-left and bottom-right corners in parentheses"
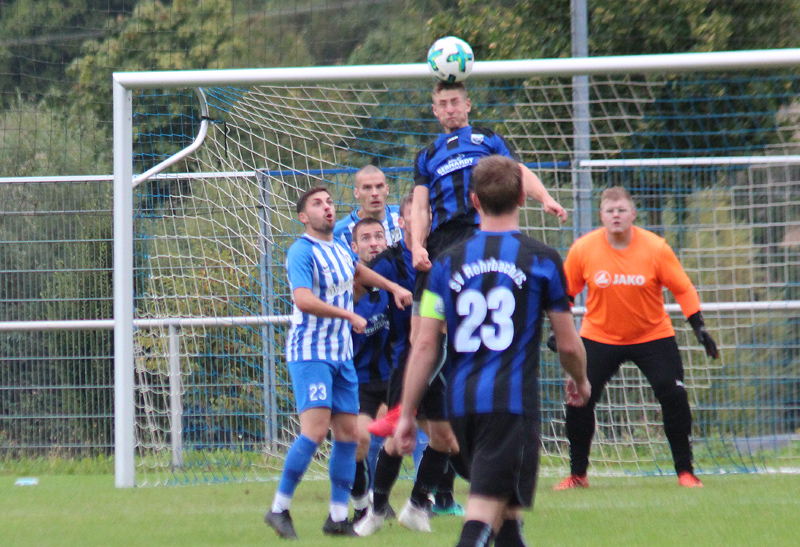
top-left (67, 0), bottom-right (314, 122)
top-left (0, 0), bottom-right (131, 108)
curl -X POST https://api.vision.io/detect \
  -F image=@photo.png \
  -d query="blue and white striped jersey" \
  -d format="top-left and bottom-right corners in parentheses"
top-left (285, 234), bottom-right (358, 363)
top-left (333, 204), bottom-right (403, 256)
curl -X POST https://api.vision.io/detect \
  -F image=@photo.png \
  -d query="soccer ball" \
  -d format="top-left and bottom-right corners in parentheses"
top-left (427, 36), bottom-right (475, 83)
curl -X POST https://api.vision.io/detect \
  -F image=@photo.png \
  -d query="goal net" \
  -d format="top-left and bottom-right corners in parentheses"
top-left (114, 53), bottom-right (800, 486)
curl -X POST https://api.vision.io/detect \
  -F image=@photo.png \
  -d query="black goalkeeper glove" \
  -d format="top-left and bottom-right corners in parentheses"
top-left (546, 332), bottom-right (558, 353)
top-left (687, 311), bottom-right (718, 359)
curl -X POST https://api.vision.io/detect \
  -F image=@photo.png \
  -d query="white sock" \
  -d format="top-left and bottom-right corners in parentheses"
top-left (272, 493), bottom-right (292, 513)
top-left (329, 502), bottom-right (349, 522)
top-left (352, 493), bottom-right (370, 511)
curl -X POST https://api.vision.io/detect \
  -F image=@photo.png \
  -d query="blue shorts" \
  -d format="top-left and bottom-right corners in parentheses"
top-left (287, 359), bottom-right (359, 415)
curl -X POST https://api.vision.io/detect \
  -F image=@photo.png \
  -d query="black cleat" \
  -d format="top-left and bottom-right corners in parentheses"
top-left (265, 509), bottom-right (298, 540)
top-left (384, 504), bottom-right (397, 520)
top-left (322, 515), bottom-right (358, 536)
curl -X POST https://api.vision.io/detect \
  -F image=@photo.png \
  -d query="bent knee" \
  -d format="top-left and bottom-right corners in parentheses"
top-left (654, 380), bottom-right (688, 403)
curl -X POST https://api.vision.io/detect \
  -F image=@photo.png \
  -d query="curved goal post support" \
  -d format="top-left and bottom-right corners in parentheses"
top-left (113, 50), bottom-right (800, 487)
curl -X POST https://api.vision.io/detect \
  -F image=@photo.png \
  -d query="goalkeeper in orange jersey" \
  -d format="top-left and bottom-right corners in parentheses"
top-left (552, 186), bottom-right (718, 490)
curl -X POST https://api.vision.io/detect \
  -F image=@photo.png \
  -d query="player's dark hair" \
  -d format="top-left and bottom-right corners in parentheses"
top-left (432, 81), bottom-right (468, 99)
top-left (600, 186), bottom-right (635, 209)
top-left (296, 186), bottom-right (330, 214)
top-left (471, 155), bottom-right (523, 216)
top-left (399, 193), bottom-right (414, 218)
top-left (352, 217), bottom-right (384, 241)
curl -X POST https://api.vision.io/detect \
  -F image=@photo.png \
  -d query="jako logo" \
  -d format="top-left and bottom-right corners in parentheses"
top-left (594, 270), bottom-right (612, 288)
top-left (595, 271), bottom-right (646, 288)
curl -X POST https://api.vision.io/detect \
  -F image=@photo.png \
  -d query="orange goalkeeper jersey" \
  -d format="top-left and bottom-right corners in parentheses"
top-left (564, 225), bottom-right (701, 345)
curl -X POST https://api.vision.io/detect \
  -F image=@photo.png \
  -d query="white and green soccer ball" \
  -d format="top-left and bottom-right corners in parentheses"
top-left (427, 36), bottom-right (475, 83)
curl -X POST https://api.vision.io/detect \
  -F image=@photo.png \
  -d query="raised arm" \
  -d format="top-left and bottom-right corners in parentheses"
top-left (521, 164), bottom-right (567, 222)
top-left (410, 185), bottom-right (433, 272)
top-left (354, 263), bottom-right (412, 310)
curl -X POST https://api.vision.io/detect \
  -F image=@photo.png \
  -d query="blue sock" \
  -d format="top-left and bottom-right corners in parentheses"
top-left (367, 434), bottom-right (383, 488)
top-left (277, 434), bottom-right (319, 497)
top-left (414, 429), bottom-right (429, 476)
top-left (329, 440), bottom-right (358, 506)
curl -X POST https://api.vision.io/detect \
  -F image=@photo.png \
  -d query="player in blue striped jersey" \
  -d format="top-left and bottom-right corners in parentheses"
top-left (355, 194), bottom-right (465, 536)
top-left (396, 156), bottom-right (590, 547)
top-left (348, 217), bottom-right (392, 523)
top-left (351, 218), bottom-right (392, 384)
top-left (410, 81), bottom-right (567, 288)
top-left (334, 165), bottom-right (403, 255)
top-left (265, 186), bottom-right (412, 540)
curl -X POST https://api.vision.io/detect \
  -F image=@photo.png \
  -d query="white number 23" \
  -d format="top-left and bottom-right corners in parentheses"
top-left (454, 287), bottom-right (515, 352)
top-left (309, 383), bottom-right (327, 402)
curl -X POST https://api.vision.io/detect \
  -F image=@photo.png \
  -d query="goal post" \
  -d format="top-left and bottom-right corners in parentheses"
top-left (113, 49), bottom-right (800, 487)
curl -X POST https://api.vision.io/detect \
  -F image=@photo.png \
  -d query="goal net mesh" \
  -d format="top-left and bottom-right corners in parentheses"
top-left (129, 71), bottom-right (800, 485)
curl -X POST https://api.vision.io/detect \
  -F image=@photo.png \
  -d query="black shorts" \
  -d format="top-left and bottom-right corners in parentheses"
top-left (413, 219), bottom-right (479, 302)
top-left (450, 413), bottom-right (541, 508)
top-left (387, 366), bottom-right (448, 421)
top-left (358, 380), bottom-right (389, 419)
top-left (582, 336), bottom-right (685, 403)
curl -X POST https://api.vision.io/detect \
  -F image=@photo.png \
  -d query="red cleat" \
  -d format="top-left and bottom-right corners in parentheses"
top-left (553, 474), bottom-right (589, 491)
top-left (677, 471), bottom-right (703, 488)
top-left (368, 404), bottom-right (403, 437)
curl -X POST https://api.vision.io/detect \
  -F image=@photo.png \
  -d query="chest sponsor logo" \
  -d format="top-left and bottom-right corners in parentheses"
top-left (595, 270), bottom-right (646, 288)
top-left (365, 313), bottom-right (389, 335)
top-left (436, 153), bottom-right (476, 178)
top-left (594, 270), bottom-right (611, 288)
top-left (325, 278), bottom-right (353, 299)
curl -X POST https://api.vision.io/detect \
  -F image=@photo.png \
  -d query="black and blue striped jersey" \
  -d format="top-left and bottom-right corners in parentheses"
top-left (369, 239), bottom-right (416, 371)
top-left (414, 125), bottom-right (519, 232)
top-left (352, 287), bottom-right (392, 383)
top-left (422, 230), bottom-right (571, 418)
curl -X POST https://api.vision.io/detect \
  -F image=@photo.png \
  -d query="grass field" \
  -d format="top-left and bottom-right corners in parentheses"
top-left (2, 473), bottom-right (798, 546)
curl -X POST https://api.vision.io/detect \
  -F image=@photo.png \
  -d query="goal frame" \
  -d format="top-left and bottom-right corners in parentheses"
top-left (112, 48), bottom-right (800, 487)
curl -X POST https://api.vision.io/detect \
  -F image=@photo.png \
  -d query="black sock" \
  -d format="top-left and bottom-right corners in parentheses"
top-left (372, 447), bottom-right (402, 513)
top-left (449, 451), bottom-right (471, 481)
top-left (434, 460), bottom-right (456, 506)
top-left (566, 402), bottom-right (596, 476)
top-left (660, 388), bottom-right (694, 473)
top-left (411, 446), bottom-right (449, 508)
top-left (495, 519), bottom-right (527, 547)
top-left (456, 520), bottom-right (495, 547)
top-left (352, 459), bottom-right (369, 501)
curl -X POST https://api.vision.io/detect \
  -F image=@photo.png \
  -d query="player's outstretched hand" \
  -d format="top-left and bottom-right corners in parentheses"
top-left (566, 376), bottom-right (591, 407)
top-left (546, 332), bottom-right (558, 353)
top-left (543, 197), bottom-right (568, 223)
top-left (412, 245), bottom-right (432, 272)
top-left (350, 313), bottom-right (367, 334)
top-left (688, 311), bottom-right (719, 359)
top-left (394, 415), bottom-right (418, 455)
